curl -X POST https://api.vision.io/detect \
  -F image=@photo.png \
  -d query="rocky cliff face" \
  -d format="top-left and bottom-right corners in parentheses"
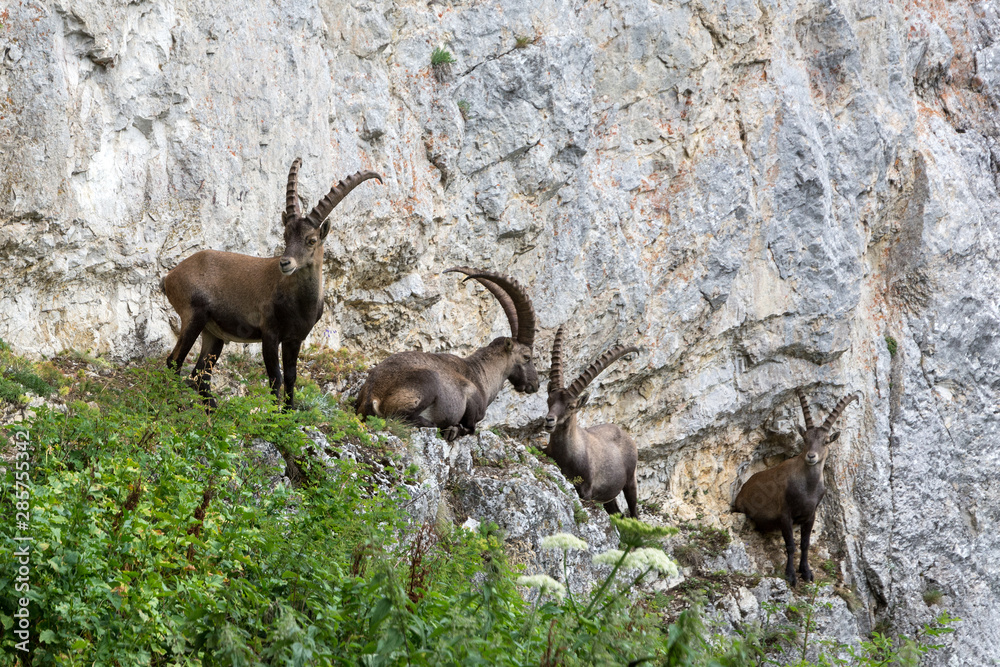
top-left (3, 0), bottom-right (999, 662)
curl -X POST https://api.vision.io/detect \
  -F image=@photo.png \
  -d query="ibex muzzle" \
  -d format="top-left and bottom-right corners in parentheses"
top-left (163, 158), bottom-right (382, 409)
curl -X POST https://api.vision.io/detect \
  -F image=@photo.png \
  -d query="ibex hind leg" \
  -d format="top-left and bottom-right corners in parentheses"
top-left (624, 474), bottom-right (639, 519)
top-left (167, 310), bottom-right (209, 373)
top-left (381, 372), bottom-right (447, 429)
top-left (603, 499), bottom-right (622, 516)
top-left (192, 332), bottom-right (225, 410)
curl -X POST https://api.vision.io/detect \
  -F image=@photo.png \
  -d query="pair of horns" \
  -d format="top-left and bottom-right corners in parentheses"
top-left (285, 158), bottom-right (383, 227)
top-left (444, 267), bottom-right (536, 347)
top-left (796, 388), bottom-right (859, 432)
top-left (550, 325), bottom-right (637, 398)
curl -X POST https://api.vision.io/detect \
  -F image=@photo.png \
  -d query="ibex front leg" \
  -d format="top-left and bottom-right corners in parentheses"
top-left (780, 515), bottom-right (798, 587)
top-left (261, 333), bottom-right (283, 403)
top-left (798, 515), bottom-right (816, 583)
top-left (281, 340), bottom-right (302, 409)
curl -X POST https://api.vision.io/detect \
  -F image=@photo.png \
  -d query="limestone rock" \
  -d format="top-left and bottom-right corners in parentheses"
top-left (4, 0), bottom-right (1000, 661)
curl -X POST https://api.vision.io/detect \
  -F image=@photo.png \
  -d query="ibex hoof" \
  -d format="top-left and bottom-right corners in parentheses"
top-left (441, 426), bottom-right (461, 442)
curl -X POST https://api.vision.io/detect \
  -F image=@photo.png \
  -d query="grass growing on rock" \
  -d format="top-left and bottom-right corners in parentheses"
top-left (0, 344), bottom-right (957, 665)
top-left (0, 339), bottom-right (65, 405)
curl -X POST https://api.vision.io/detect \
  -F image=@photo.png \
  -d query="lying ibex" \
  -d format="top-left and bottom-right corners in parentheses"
top-left (544, 325), bottom-right (639, 518)
top-left (163, 158), bottom-right (382, 408)
top-left (355, 267), bottom-right (538, 440)
top-left (733, 389), bottom-right (859, 586)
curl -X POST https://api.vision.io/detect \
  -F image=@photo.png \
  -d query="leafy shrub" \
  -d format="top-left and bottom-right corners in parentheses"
top-left (0, 352), bottom-right (956, 666)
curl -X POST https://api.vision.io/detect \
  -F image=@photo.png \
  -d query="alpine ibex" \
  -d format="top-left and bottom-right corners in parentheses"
top-left (544, 325), bottom-right (639, 518)
top-left (355, 267), bottom-right (538, 440)
top-left (733, 389), bottom-right (859, 586)
top-left (163, 158), bottom-right (382, 408)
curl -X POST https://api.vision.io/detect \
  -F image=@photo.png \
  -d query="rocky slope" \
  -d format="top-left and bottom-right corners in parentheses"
top-left (3, 0), bottom-right (1000, 662)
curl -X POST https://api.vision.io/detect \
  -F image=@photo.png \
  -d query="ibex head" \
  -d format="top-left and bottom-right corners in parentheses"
top-left (278, 158), bottom-right (382, 276)
top-left (795, 389), bottom-right (860, 466)
top-left (544, 325), bottom-right (637, 432)
top-left (445, 267), bottom-right (539, 394)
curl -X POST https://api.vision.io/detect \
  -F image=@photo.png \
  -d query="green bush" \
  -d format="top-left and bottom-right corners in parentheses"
top-left (0, 356), bottom-right (957, 666)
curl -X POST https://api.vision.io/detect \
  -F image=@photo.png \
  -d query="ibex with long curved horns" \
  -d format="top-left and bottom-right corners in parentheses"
top-left (163, 158), bottom-right (382, 408)
top-left (733, 389), bottom-right (859, 586)
top-left (544, 325), bottom-right (639, 518)
top-left (355, 267), bottom-right (538, 441)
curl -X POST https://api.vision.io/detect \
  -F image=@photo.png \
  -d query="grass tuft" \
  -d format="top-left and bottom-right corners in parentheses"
top-left (431, 46), bottom-right (456, 66)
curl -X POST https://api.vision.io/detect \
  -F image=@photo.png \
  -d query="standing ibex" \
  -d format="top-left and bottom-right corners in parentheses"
top-left (544, 325), bottom-right (639, 518)
top-left (355, 267), bottom-right (538, 441)
top-left (163, 158), bottom-right (382, 408)
top-left (733, 389), bottom-right (859, 586)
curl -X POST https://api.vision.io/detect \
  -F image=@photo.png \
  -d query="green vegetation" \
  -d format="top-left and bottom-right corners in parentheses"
top-left (457, 99), bottom-right (470, 120)
top-left (0, 342), bottom-right (957, 665)
top-left (572, 499), bottom-right (589, 525)
top-left (923, 588), bottom-right (944, 606)
top-left (430, 47), bottom-right (456, 67)
top-left (0, 339), bottom-right (64, 405)
top-left (732, 586), bottom-right (957, 666)
top-left (679, 522), bottom-right (731, 559)
top-left (514, 35), bottom-right (533, 49)
top-left (885, 335), bottom-right (898, 357)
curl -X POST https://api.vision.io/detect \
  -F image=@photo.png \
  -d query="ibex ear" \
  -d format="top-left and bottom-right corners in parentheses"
top-left (576, 392), bottom-right (590, 408)
top-left (798, 426), bottom-right (807, 438)
top-left (318, 217), bottom-right (332, 240)
top-left (281, 211), bottom-right (289, 227)
top-left (504, 338), bottom-right (515, 351)
top-left (826, 431), bottom-right (840, 444)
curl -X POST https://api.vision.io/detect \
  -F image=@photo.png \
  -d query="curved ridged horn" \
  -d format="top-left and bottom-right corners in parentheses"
top-left (567, 344), bottom-right (638, 399)
top-left (446, 268), bottom-right (536, 348)
top-left (445, 267), bottom-right (519, 337)
top-left (821, 392), bottom-right (859, 432)
top-left (796, 388), bottom-right (815, 430)
top-left (549, 325), bottom-right (565, 391)
top-left (285, 158), bottom-right (303, 221)
top-left (305, 169), bottom-right (383, 228)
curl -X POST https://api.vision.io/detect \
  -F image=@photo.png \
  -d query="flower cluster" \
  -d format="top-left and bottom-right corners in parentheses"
top-left (593, 547), bottom-right (678, 576)
top-left (516, 574), bottom-right (567, 600)
top-left (540, 533), bottom-right (589, 552)
top-left (629, 547), bottom-right (679, 576)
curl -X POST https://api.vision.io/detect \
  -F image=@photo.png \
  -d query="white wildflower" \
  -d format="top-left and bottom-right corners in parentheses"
top-left (593, 549), bottom-right (629, 567)
top-left (540, 533), bottom-right (589, 552)
top-left (593, 548), bottom-right (677, 575)
top-left (630, 548), bottom-right (679, 576)
top-left (516, 574), bottom-right (567, 600)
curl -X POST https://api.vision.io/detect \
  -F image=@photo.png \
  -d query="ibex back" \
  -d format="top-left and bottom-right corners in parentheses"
top-left (163, 158), bottom-right (381, 408)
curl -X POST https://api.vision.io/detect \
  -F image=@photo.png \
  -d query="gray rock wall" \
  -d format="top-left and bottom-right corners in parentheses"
top-left (3, 0), bottom-right (999, 662)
